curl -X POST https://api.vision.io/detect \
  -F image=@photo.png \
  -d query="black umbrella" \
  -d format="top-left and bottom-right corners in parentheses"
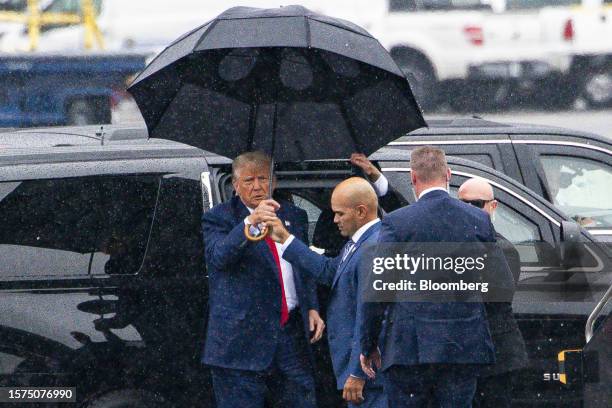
top-left (128, 5), bottom-right (425, 160)
top-left (128, 5), bottom-right (426, 238)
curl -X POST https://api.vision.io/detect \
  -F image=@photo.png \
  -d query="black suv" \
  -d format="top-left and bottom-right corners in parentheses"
top-left (0, 125), bottom-right (609, 407)
top-left (390, 118), bottom-right (612, 242)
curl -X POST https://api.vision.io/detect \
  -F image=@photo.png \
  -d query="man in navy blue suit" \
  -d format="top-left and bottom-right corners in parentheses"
top-left (458, 178), bottom-right (528, 408)
top-left (267, 176), bottom-right (387, 408)
top-left (201, 151), bottom-right (325, 408)
top-left (360, 146), bottom-right (514, 408)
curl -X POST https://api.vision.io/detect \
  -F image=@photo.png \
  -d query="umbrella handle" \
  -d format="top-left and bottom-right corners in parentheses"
top-left (244, 223), bottom-right (269, 241)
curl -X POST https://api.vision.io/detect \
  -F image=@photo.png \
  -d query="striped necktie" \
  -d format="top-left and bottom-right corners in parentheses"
top-left (341, 239), bottom-right (355, 263)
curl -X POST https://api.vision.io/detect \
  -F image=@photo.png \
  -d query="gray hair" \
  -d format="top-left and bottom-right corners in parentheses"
top-left (232, 151), bottom-right (271, 181)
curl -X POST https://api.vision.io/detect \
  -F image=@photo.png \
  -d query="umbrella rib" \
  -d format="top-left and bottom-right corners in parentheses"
top-left (131, 21), bottom-right (213, 85)
top-left (147, 84), bottom-right (184, 135)
top-left (193, 19), bottom-right (221, 51)
top-left (306, 16), bottom-right (375, 39)
top-left (304, 16), bottom-right (311, 48)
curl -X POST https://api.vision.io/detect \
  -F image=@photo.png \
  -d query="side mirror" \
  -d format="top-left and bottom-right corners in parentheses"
top-left (560, 221), bottom-right (584, 268)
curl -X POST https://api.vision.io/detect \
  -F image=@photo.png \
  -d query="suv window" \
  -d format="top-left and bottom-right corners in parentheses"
top-left (0, 175), bottom-right (159, 278)
top-left (292, 194), bottom-right (322, 243)
top-left (540, 155), bottom-right (612, 228)
top-left (448, 185), bottom-right (544, 264)
top-left (505, 0), bottom-right (580, 10)
top-left (389, 0), bottom-right (417, 11)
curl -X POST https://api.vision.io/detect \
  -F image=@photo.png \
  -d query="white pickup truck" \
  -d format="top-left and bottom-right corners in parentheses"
top-left (363, 0), bottom-right (574, 111)
top-left (555, 0), bottom-right (612, 107)
top-left (489, 0), bottom-right (612, 107)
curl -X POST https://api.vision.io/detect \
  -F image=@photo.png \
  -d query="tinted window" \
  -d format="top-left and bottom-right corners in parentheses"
top-left (389, 0), bottom-right (417, 11)
top-left (141, 177), bottom-right (204, 277)
top-left (449, 184), bottom-right (544, 264)
top-left (0, 175), bottom-right (159, 278)
top-left (506, 0), bottom-right (579, 9)
top-left (390, 0), bottom-right (488, 11)
top-left (541, 155), bottom-right (612, 228)
top-left (292, 194), bottom-right (322, 243)
top-left (458, 154), bottom-right (494, 168)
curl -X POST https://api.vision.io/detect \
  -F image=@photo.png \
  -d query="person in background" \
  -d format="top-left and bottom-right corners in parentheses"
top-left (458, 177), bottom-right (528, 408)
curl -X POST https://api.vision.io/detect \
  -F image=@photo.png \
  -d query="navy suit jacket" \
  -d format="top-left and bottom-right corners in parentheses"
top-left (201, 196), bottom-right (318, 371)
top-left (361, 190), bottom-right (511, 370)
top-left (283, 222), bottom-right (381, 389)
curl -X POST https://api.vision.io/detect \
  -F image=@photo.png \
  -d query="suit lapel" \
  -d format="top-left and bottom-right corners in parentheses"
top-left (331, 222), bottom-right (380, 289)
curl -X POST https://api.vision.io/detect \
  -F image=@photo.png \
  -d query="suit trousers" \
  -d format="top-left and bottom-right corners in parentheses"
top-left (210, 311), bottom-right (316, 408)
top-left (348, 383), bottom-right (388, 408)
top-left (384, 364), bottom-right (479, 408)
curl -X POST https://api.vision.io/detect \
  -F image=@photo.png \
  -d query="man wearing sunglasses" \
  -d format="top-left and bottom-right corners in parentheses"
top-left (458, 178), bottom-right (528, 408)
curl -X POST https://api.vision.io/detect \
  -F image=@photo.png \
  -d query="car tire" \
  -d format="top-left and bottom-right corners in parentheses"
top-left (84, 389), bottom-right (168, 408)
top-left (394, 54), bottom-right (438, 112)
top-left (582, 65), bottom-right (612, 108)
top-left (67, 98), bottom-right (111, 125)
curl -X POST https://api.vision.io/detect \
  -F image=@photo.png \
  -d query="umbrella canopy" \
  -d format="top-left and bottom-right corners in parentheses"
top-left (128, 5), bottom-right (426, 162)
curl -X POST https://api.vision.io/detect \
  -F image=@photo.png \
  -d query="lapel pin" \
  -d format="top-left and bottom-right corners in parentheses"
top-left (284, 220), bottom-right (291, 227)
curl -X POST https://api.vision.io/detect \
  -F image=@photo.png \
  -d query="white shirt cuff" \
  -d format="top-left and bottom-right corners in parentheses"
top-left (373, 174), bottom-right (389, 197)
top-left (244, 216), bottom-right (251, 225)
top-left (280, 234), bottom-right (295, 251)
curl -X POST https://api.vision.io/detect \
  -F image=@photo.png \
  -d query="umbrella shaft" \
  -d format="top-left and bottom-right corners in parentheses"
top-left (268, 103), bottom-right (277, 200)
top-left (268, 157), bottom-right (274, 200)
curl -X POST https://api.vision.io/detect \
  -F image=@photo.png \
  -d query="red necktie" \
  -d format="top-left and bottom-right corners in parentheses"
top-left (265, 237), bottom-right (289, 327)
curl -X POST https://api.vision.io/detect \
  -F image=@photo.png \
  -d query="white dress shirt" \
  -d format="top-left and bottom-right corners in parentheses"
top-left (372, 174), bottom-right (388, 197)
top-left (244, 206), bottom-right (298, 311)
top-left (351, 218), bottom-right (381, 243)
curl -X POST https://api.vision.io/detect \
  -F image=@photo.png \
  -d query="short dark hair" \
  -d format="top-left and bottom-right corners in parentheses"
top-left (410, 146), bottom-right (448, 183)
top-left (232, 151), bottom-right (271, 181)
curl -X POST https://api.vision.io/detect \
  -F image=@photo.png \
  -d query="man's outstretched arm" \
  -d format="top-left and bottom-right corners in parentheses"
top-left (268, 218), bottom-right (341, 287)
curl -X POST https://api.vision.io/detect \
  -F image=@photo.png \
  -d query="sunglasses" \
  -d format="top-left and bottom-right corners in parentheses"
top-left (460, 199), bottom-right (493, 209)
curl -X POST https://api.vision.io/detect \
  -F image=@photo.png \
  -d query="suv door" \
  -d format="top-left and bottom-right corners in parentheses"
top-left (513, 140), bottom-right (612, 241)
top-left (0, 164), bottom-right (161, 394)
top-left (0, 154), bottom-right (211, 405)
top-left (381, 162), bottom-right (612, 406)
top-left (86, 159), bottom-right (212, 406)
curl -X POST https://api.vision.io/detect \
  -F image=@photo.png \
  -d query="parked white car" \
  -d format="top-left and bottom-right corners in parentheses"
top-left (490, 0), bottom-right (612, 107)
